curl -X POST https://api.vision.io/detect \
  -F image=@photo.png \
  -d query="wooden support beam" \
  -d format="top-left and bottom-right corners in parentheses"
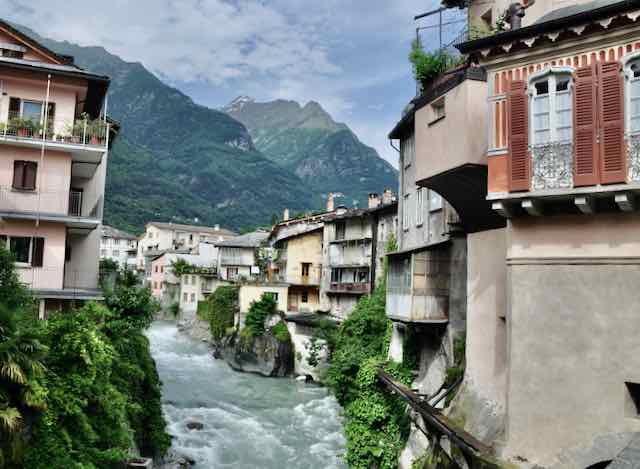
top-left (522, 199), bottom-right (543, 216)
top-left (615, 193), bottom-right (636, 212)
top-left (575, 196), bottom-right (595, 214)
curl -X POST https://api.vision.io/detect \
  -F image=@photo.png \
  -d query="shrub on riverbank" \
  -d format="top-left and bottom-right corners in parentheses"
top-left (201, 285), bottom-right (239, 341)
top-left (0, 249), bottom-right (170, 468)
top-left (325, 285), bottom-right (412, 469)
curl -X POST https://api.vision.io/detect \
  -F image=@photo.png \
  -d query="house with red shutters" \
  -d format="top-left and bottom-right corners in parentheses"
top-left (387, 1), bottom-right (640, 467)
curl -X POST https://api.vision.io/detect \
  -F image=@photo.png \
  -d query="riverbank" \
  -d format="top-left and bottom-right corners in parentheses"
top-left (148, 321), bottom-right (346, 468)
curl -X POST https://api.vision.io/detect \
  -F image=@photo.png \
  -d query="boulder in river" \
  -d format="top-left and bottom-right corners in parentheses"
top-left (185, 420), bottom-right (204, 430)
top-left (220, 330), bottom-right (294, 377)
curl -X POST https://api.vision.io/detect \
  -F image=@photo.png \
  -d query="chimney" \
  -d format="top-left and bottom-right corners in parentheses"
top-left (214, 224), bottom-right (220, 231)
top-left (382, 188), bottom-right (395, 205)
top-left (326, 193), bottom-right (335, 212)
top-left (283, 208), bottom-right (290, 221)
top-left (368, 193), bottom-right (381, 209)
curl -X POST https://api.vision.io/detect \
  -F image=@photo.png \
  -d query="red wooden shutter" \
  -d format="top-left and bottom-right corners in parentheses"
top-left (598, 61), bottom-right (626, 184)
top-left (31, 237), bottom-right (44, 267)
top-left (508, 80), bottom-right (530, 191)
top-left (573, 64), bottom-right (599, 186)
top-left (12, 161), bottom-right (24, 189)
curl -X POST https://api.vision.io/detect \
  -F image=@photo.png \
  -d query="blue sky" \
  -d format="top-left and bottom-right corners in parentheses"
top-left (3, 0), bottom-right (455, 166)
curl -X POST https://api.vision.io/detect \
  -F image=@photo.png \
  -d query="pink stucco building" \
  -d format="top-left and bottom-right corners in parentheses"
top-left (0, 20), bottom-right (116, 316)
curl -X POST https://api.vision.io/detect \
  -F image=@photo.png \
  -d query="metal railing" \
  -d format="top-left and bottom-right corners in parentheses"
top-left (0, 186), bottom-right (98, 218)
top-left (329, 282), bottom-right (370, 293)
top-left (1, 111), bottom-right (109, 148)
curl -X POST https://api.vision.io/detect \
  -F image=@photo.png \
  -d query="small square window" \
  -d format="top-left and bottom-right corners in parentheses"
top-left (535, 80), bottom-right (549, 95)
top-left (429, 98), bottom-right (445, 124)
top-left (556, 78), bottom-right (570, 92)
top-left (301, 291), bottom-right (308, 303)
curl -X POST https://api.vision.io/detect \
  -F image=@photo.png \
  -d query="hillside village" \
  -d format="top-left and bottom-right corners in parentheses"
top-left (3, 0), bottom-right (640, 468)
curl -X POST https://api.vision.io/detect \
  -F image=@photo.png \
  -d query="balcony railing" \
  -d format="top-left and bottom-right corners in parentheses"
top-left (1, 112), bottom-right (109, 149)
top-left (0, 186), bottom-right (99, 218)
top-left (329, 282), bottom-right (370, 294)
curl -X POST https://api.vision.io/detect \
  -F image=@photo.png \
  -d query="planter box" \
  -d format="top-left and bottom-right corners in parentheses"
top-left (127, 458), bottom-right (153, 468)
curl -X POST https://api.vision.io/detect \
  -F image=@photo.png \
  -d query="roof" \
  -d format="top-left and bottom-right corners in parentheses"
top-left (274, 225), bottom-right (324, 243)
top-left (457, 0), bottom-right (637, 54)
top-left (323, 201), bottom-right (399, 222)
top-left (101, 225), bottom-right (137, 240)
top-left (0, 19), bottom-right (74, 66)
top-left (147, 221), bottom-right (237, 237)
top-left (215, 230), bottom-right (269, 248)
top-left (386, 239), bottom-right (451, 257)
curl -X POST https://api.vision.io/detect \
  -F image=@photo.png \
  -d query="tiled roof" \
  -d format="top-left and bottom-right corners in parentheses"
top-left (147, 221), bottom-right (237, 237)
top-left (101, 225), bottom-right (138, 240)
top-left (215, 231), bottom-right (269, 248)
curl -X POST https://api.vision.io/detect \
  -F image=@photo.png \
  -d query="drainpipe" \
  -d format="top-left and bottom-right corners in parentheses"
top-left (36, 73), bottom-right (52, 228)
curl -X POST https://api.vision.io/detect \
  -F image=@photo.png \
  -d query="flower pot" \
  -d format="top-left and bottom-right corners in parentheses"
top-left (90, 136), bottom-right (99, 145)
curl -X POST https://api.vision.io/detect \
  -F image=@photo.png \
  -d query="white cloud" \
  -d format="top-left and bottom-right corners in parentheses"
top-left (2, 0), bottom-right (442, 163)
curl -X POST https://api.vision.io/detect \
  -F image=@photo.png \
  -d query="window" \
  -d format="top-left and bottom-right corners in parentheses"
top-left (529, 70), bottom-right (573, 145)
top-left (430, 97), bottom-right (445, 124)
top-left (160, 265), bottom-right (164, 273)
top-left (183, 275), bottom-right (188, 284)
top-left (190, 293), bottom-right (195, 302)
top-left (183, 292), bottom-right (188, 302)
top-left (154, 265), bottom-right (158, 273)
top-left (100, 249), bottom-right (107, 257)
top-left (403, 257), bottom-right (411, 288)
top-left (429, 190), bottom-right (443, 212)
top-left (301, 263), bottom-right (311, 277)
top-left (301, 291), bottom-right (308, 303)
top-left (403, 194), bottom-right (410, 230)
top-left (335, 221), bottom-right (346, 240)
top-left (265, 292), bottom-right (279, 302)
top-left (626, 58), bottom-right (640, 133)
top-left (192, 275), bottom-right (197, 285)
top-left (227, 267), bottom-right (238, 280)
top-left (154, 281), bottom-right (158, 289)
top-left (0, 236), bottom-right (43, 266)
top-left (357, 270), bottom-right (368, 283)
top-left (12, 160), bottom-right (37, 190)
top-left (415, 188), bottom-right (424, 226)
top-left (401, 133), bottom-right (415, 168)
top-left (112, 250), bottom-right (119, 257)
top-left (1, 49), bottom-right (24, 59)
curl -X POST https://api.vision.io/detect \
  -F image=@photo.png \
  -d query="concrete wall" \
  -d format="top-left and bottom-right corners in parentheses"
top-left (414, 79), bottom-right (488, 183)
top-left (0, 146), bottom-right (72, 215)
top-left (455, 228), bottom-right (507, 443)
top-left (1, 219), bottom-right (66, 289)
top-left (239, 284), bottom-right (288, 314)
top-left (505, 214), bottom-right (640, 467)
top-left (64, 228), bottom-right (100, 290)
top-left (286, 321), bottom-right (329, 381)
top-left (285, 230), bottom-right (323, 285)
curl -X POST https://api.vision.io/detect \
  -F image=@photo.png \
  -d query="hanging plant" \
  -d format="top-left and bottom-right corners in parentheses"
top-left (409, 41), bottom-right (460, 87)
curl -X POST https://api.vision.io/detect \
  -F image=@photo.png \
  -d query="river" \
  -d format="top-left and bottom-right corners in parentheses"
top-left (147, 321), bottom-right (347, 468)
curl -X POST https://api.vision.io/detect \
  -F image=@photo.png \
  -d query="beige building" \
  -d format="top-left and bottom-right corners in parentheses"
top-left (215, 230), bottom-right (269, 281)
top-left (0, 19), bottom-right (117, 316)
top-left (100, 225), bottom-right (137, 269)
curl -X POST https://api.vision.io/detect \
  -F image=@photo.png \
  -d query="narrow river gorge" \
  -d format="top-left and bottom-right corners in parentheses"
top-left (147, 321), bottom-right (347, 468)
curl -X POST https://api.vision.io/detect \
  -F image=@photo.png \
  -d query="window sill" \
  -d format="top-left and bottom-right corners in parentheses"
top-left (416, 222), bottom-right (424, 227)
top-left (428, 115), bottom-right (446, 127)
top-left (11, 187), bottom-right (36, 193)
top-left (429, 207), bottom-right (443, 213)
top-left (14, 262), bottom-right (31, 269)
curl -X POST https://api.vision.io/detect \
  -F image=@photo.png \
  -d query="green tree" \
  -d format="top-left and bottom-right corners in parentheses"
top-left (203, 285), bottom-right (239, 341)
top-left (244, 293), bottom-right (277, 337)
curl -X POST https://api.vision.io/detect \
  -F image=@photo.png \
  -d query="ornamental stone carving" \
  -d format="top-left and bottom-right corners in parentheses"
top-left (627, 134), bottom-right (640, 182)
top-left (531, 142), bottom-right (574, 190)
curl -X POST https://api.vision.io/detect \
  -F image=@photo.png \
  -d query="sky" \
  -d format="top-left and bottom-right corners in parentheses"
top-left (2, 0), bottom-right (462, 167)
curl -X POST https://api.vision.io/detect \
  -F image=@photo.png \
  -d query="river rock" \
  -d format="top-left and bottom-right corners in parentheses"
top-left (185, 420), bottom-right (204, 430)
top-left (220, 331), bottom-right (294, 377)
top-left (156, 450), bottom-right (195, 468)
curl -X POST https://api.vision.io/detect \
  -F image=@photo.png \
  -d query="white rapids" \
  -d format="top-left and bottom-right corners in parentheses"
top-left (146, 321), bottom-right (346, 468)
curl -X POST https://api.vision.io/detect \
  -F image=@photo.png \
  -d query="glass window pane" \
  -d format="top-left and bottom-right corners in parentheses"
top-left (535, 130), bottom-right (550, 144)
top-left (556, 77), bottom-right (570, 92)
top-left (556, 92), bottom-right (571, 110)
top-left (557, 127), bottom-right (571, 141)
top-left (632, 116), bottom-right (640, 132)
top-left (631, 80), bottom-right (640, 98)
top-left (22, 102), bottom-right (42, 122)
top-left (534, 113), bottom-right (550, 131)
top-left (631, 98), bottom-right (640, 118)
top-left (535, 80), bottom-right (549, 95)
top-left (429, 191), bottom-right (443, 211)
top-left (10, 237), bottom-right (30, 263)
top-left (534, 96), bottom-right (549, 113)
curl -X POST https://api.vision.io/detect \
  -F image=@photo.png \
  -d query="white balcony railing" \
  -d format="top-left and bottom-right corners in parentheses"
top-left (1, 112), bottom-right (109, 149)
top-left (0, 186), bottom-right (100, 218)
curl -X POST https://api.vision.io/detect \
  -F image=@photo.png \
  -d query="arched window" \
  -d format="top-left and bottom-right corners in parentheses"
top-left (529, 68), bottom-right (573, 145)
top-left (624, 54), bottom-right (640, 133)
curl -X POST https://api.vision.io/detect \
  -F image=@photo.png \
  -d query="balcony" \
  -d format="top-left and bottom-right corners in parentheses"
top-left (0, 113), bottom-right (110, 161)
top-left (0, 186), bottom-right (101, 228)
top-left (328, 242), bottom-right (371, 267)
top-left (386, 250), bottom-right (450, 324)
top-left (328, 282), bottom-right (370, 294)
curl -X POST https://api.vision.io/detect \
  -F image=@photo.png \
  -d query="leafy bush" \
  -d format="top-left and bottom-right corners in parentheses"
top-left (409, 41), bottom-right (460, 85)
top-left (325, 286), bottom-right (413, 468)
top-left (203, 286), bottom-right (239, 341)
top-left (271, 321), bottom-right (291, 343)
top-left (243, 293), bottom-right (277, 337)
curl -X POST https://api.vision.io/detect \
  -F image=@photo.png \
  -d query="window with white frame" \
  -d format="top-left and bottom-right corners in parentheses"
top-left (626, 58), bottom-right (640, 133)
top-left (403, 194), bottom-right (410, 230)
top-left (415, 188), bottom-right (424, 226)
top-left (529, 71), bottom-right (573, 145)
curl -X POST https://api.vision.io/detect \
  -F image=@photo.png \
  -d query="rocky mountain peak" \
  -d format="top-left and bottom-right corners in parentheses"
top-left (223, 95), bottom-right (255, 114)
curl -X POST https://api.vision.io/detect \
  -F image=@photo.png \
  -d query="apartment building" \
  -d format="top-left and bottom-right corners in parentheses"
top-left (452, 0), bottom-right (640, 466)
top-left (0, 20), bottom-right (117, 316)
top-left (137, 221), bottom-right (235, 285)
top-left (99, 225), bottom-right (137, 269)
top-left (215, 230), bottom-right (269, 281)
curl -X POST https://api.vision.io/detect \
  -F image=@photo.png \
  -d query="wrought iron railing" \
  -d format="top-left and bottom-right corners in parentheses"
top-left (329, 282), bottom-right (370, 293)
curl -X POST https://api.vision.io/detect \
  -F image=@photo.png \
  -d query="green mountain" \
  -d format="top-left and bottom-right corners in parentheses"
top-left (224, 97), bottom-right (398, 208)
top-left (16, 31), bottom-right (313, 233)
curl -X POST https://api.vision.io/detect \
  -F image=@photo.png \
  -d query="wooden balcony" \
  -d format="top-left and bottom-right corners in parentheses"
top-left (327, 282), bottom-right (370, 294)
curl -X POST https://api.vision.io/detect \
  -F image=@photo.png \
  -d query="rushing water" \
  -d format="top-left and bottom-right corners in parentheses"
top-left (147, 321), bottom-right (347, 468)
